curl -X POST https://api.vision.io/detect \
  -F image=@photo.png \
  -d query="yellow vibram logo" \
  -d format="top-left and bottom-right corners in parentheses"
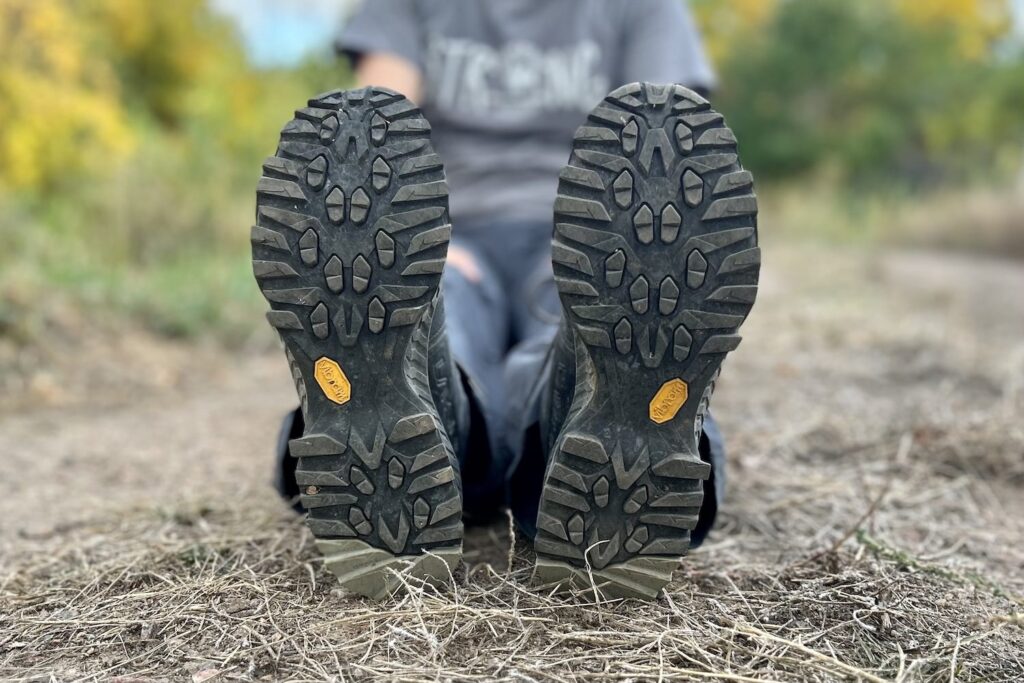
top-left (314, 357), bottom-right (351, 405)
top-left (649, 379), bottom-right (688, 424)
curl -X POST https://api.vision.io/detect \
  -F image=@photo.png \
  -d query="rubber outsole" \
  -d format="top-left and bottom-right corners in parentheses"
top-left (534, 83), bottom-right (760, 599)
top-left (252, 87), bottom-right (462, 600)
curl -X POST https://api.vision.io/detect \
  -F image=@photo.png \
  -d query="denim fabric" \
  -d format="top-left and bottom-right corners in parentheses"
top-left (439, 220), bottom-right (561, 513)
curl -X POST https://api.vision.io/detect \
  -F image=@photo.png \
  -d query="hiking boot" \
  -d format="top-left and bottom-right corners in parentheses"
top-left (534, 83), bottom-right (760, 599)
top-left (252, 87), bottom-right (464, 600)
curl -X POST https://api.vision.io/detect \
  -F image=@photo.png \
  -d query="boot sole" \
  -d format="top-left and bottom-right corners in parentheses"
top-left (535, 83), bottom-right (760, 599)
top-left (252, 87), bottom-right (462, 600)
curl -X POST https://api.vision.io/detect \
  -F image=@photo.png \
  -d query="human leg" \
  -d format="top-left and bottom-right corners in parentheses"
top-left (438, 237), bottom-right (512, 518)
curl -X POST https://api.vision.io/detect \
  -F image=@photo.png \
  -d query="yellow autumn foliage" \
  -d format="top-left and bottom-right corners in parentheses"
top-left (89, 0), bottom-right (232, 126)
top-left (895, 0), bottom-right (1010, 59)
top-left (692, 0), bottom-right (780, 65)
top-left (0, 0), bottom-right (134, 189)
top-left (0, 0), bottom-right (301, 193)
top-left (2, 0), bottom-right (1015, 194)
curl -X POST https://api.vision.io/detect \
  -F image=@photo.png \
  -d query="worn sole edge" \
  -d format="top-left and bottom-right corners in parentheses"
top-left (317, 538), bottom-right (462, 601)
top-left (533, 555), bottom-right (679, 601)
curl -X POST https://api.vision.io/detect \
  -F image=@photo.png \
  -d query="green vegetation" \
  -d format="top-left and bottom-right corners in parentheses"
top-left (1, 0), bottom-right (1021, 343)
top-left (0, 0), bottom-right (349, 341)
top-left (698, 0), bottom-right (1024, 184)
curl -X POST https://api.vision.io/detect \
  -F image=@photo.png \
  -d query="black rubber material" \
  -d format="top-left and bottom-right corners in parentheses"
top-left (252, 87), bottom-right (462, 600)
top-left (534, 83), bottom-right (760, 599)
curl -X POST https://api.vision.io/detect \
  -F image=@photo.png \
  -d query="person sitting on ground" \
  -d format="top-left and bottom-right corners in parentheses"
top-left (255, 0), bottom-right (759, 600)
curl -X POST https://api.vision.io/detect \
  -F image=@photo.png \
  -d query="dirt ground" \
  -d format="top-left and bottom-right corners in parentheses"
top-left (1, 243), bottom-right (1022, 682)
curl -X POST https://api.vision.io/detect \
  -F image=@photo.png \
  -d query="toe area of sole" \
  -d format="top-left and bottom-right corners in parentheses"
top-left (317, 538), bottom-right (461, 601)
top-left (533, 555), bottom-right (679, 601)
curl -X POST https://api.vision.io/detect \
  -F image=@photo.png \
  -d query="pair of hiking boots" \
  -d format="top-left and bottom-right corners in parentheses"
top-left (251, 83), bottom-right (759, 600)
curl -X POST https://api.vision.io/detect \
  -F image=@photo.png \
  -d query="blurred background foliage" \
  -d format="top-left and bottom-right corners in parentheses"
top-left (0, 0), bottom-right (1022, 343)
top-left (693, 0), bottom-right (1024, 183)
top-left (0, 0), bottom-right (344, 339)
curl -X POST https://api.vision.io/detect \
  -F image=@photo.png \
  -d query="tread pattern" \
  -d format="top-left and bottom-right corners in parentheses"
top-left (252, 87), bottom-right (461, 599)
top-left (535, 83), bottom-right (760, 599)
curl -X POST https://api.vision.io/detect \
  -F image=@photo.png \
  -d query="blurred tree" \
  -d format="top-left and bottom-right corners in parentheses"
top-left (894, 0), bottom-right (1010, 60)
top-left (0, 0), bottom-right (134, 189)
top-left (698, 0), bottom-right (1024, 183)
top-left (691, 0), bottom-right (779, 66)
top-left (0, 0), bottom-right (349, 194)
top-left (3, 0), bottom-right (1017, 192)
top-left (89, 0), bottom-right (235, 127)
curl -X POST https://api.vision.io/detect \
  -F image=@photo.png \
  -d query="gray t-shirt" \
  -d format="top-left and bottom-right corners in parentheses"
top-left (337, 0), bottom-right (714, 227)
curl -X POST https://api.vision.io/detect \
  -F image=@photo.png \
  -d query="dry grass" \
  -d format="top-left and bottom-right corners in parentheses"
top-left (1, 244), bottom-right (1022, 681)
top-left (2, 493), bottom-right (1021, 682)
top-left (893, 183), bottom-right (1024, 259)
top-left (761, 181), bottom-right (1024, 259)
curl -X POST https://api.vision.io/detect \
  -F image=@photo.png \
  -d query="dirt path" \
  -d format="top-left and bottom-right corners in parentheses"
top-left (2, 244), bottom-right (1022, 681)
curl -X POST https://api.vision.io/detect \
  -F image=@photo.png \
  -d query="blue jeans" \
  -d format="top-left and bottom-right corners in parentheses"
top-left (439, 219), bottom-right (725, 545)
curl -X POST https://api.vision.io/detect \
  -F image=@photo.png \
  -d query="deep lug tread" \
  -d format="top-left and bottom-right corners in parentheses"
top-left (253, 87), bottom-right (461, 600)
top-left (537, 83), bottom-right (759, 599)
